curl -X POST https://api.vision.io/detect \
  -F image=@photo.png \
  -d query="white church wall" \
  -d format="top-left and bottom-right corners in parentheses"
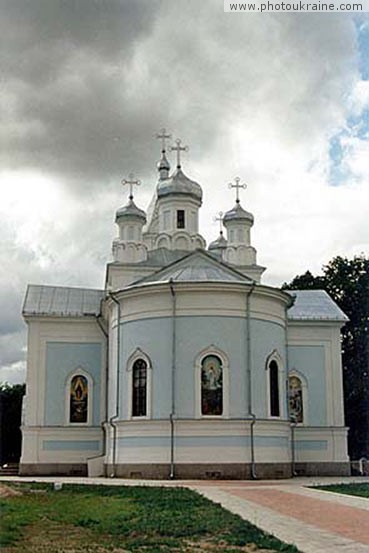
top-left (20, 317), bottom-right (106, 470)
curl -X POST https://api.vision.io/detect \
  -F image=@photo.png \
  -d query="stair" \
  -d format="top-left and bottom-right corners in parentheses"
top-left (0, 463), bottom-right (19, 476)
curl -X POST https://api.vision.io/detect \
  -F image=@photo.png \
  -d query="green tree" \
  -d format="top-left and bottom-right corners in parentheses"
top-left (0, 383), bottom-right (26, 464)
top-left (283, 255), bottom-right (369, 460)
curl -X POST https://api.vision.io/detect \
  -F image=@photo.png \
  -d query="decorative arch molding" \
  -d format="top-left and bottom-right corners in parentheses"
top-left (155, 233), bottom-right (171, 250)
top-left (194, 345), bottom-right (229, 418)
top-left (265, 349), bottom-right (285, 419)
top-left (126, 348), bottom-right (152, 419)
top-left (65, 367), bottom-right (94, 426)
top-left (288, 368), bottom-right (309, 425)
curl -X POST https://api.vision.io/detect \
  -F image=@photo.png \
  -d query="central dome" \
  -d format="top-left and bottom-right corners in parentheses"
top-left (157, 168), bottom-right (202, 201)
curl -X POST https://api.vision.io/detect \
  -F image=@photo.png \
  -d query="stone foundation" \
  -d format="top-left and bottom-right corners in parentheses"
top-left (293, 462), bottom-right (350, 477)
top-left (19, 463), bottom-right (87, 476)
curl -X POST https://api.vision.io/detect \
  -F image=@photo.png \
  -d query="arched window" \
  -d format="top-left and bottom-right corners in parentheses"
top-left (269, 360), bottom-right (280, 417)
top-left (201, 355), bottom-right (223, 416)
top-left (289, 375), bottom-right (305, 424)
top-left (70, 375), bottom-right (88, 423)
top-left (132, 358), bottom-right (148, 417)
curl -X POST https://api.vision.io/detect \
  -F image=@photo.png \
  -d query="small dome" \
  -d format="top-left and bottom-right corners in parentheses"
top-left (157, 168), bottom-right (202, 201)
top-left (115, 199), bottom-right (147, 223)
top-left (208, 232), bottom-right (228, 251)
top-left (157, 151), bottom-right (170, 172)
top-left (223, 202), bottom-right (254, 224)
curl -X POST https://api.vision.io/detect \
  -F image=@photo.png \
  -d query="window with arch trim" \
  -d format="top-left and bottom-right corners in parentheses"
top-left (69, 373), bottom-right (90, 424)
top-left (269, 360), bottom-right (280, 417)
top-left (132, 358), bottom-right (147, 417)
top-left (288, 372), bottom-right (308, 424)
top-left (201, 354), bottom-right (223, 415)
top-left (127, 349), bottom-right (152, 419)
top-left (195, 346), bottom-right (229, 418)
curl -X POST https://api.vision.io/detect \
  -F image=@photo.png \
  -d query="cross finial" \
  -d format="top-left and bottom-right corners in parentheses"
top-left (155, 128), bottom-right (172, 152)
top-left (170, 138), bottom-right (189, 169)
top-left (228, 177), bottom-right (247, 204)
top-left (214, 211), bottom-right (224, 235)
top-left (121, 173), bottom-right (141, 200)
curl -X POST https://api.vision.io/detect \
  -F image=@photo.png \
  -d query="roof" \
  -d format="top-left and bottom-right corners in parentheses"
top-left (223, 202), bottom-right (254, 224)
top-left (286, 290), bottom-right (348, 322)
top-left (23, 285), bottom-right (104, 317)
top-left (157, 168), bottom-right (202, 201)
top-left (115, 199), bottom-right (146, 221)
top-left (129, 249), bottom-right (254, 287)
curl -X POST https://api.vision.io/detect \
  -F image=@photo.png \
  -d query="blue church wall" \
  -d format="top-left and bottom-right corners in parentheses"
top-left (287, 345), bottom-right (326, 426)
top-left (120, 315), bottom-right (286, 419)
top-left (45, 342), bottom-right (102, 426)
top-left (250, 319), bottom-right (286, 419)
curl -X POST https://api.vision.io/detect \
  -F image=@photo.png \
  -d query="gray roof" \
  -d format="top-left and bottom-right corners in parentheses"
top-left (286, 290), bottom-right (348, 322)
top-left (23, 285), bottom-right (104, 317)
top-left (157, 168), bottom-right (202, 201)
top-left (223, 202), bottom-right (254, 224)
top-left (116, 199), bottom-right (146, 221)
top-left (130, 250), bottom-right (253, 287)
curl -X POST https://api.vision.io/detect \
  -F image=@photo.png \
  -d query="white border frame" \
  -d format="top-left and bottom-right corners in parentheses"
top-left (126, 348), bottom-right (152, 420)
top-left (194, 345), bottom-right (229, 419)
top-left (288, 369), bottom-right (308, 425)
top-left (265, 349), bottom-right (284, 419)
top-left (65, 367), bottom-right (94, 426)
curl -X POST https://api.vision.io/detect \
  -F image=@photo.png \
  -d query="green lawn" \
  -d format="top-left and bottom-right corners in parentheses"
top-left (315, 482), bottom-right (369, 499)
top-left (0, 483), bottom-right (299, 553)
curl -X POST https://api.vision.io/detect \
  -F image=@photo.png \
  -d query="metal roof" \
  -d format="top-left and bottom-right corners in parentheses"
top-left (286, 290), bottom-right (348, 322)
top-left (130, 250), bottom-right (253, 286)
top-left (157, 167), bottom-right (202, 201)
top-left (23, 285), bottom-right (104, 317)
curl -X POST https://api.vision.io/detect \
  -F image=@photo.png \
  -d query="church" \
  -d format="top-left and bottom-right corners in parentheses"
top-left (20, 132), bottom-right (350, 479)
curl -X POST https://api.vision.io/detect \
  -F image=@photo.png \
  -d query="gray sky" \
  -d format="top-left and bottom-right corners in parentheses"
top-left (1, 1), bottom-right (368, 383)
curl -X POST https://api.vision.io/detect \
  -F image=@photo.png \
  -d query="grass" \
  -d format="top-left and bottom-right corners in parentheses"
top-left (314, 482), bottom-right (369, 499)
top-left (0, 483), bottom-right (300, 552)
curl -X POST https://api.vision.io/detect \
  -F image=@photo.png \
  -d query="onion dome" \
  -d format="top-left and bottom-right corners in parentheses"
top-left (208, 232), bottom-right (228, 251)
top-left (157, 151), bottom-right (170, 172)
top-left (115, 199), bottom-right (147, 223)
top-left (157, 167), bottom-right (202, 201)
top-left (223, 202), bottom-right (254, 224)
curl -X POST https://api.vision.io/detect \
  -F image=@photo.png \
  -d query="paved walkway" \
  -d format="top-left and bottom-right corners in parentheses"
top-left (1, 475), bottom-right (369, 552)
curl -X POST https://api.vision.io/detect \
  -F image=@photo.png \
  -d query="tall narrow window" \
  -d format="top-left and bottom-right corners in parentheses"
top-left (132, 359), bottom-right (147, 417)
top-left (177, 210), bottom-right (185, 229)
top-left (269, 360), bottom-right (280, 417)
top-left (201, 355), bottom-right (223, 415)
top-left (70, 375), bottom-right (88, 423)
top-left (289, 376), bottom-right (303, 423)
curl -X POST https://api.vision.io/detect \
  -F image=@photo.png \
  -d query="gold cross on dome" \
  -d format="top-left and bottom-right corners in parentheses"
top-left (121, 173), bottom-right (141, 200)
top-left (155, 128), bottom-right (172, 151)
top-left (170, 138), bottom-right (189, 169)
top-left (228, 177), bottom-right (247, 203)
top-left (214, 211), bottom-right (224, 234)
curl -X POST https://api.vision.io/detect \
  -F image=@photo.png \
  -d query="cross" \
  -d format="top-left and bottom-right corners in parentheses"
top-left (121, 173), bottom-right (141, 200)
top-left (170, 138), bottom-right (189, 169)
top-left (155, 128), bottom-right (172, 152)
top-left (214, 211), bottom-right (224, 234)
top-left (228, 177), bottom-right (247, 204)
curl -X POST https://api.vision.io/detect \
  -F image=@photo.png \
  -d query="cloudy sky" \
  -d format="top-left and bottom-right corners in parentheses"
top-left (1, 0), bottom-right (368, 384)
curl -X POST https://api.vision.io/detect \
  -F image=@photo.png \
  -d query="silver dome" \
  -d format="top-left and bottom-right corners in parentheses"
top-left (157, 168), bottom-right (202, 201)
top-left (223, 202), bottom-right (254, 224)
top-left (115, 199), bottom-right (147, 222)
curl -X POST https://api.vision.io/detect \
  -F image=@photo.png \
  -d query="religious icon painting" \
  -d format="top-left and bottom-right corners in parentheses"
top-left (201, 355), bottom-right (223, 416)
top-left (289, 375), bottom-right (303, 423)
top-left (70, 375), bottom-right (88, 423)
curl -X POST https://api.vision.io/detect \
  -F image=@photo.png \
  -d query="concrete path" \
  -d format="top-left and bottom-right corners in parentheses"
top-left (1, 475), bottom-right (369, 552)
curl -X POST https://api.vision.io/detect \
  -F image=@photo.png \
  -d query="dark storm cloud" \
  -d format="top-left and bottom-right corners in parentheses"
top-left (0, 0), bottom-right (164, 187)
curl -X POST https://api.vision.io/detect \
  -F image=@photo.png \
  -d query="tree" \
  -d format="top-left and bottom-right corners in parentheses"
top-left (283, 255), bottom-right (369, 460)
top-left (0, 383), bottom-right (26, 464)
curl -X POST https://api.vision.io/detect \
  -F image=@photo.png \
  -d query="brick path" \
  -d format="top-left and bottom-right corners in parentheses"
top-left (193, 480), bottom-right (369, 553)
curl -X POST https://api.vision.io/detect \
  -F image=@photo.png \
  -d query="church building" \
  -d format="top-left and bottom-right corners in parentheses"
top-left (20, 132), bottom-right (350, 479)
